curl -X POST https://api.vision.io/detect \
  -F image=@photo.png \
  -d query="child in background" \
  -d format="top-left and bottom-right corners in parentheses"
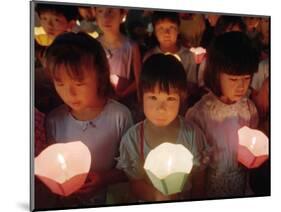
top-left (44, 32), bottom-right (133, 207)
top-left (143, 11), bottom-right (197, 86)
top-left (178, 13), bottom-right (206, 48)
top-left (117, 54), bottom-right (209, 202)
top-left (214, 15), bottom-right (247, 36)
top-left (35, 3), bottom-right (78, 47)
top-left (94, 7), bottom-right (141, 109)
top-left (186, 32), bottom-right (260, 198)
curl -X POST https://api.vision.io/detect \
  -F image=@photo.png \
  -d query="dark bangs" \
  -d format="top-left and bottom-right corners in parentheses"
top-left (139, 54), bottom-right (187, 99)
top-left (44, 32), bottom-right (112, 98)
top-left (44, 44), bottom-right (92, 81)
top-left (204, 31), bottom-right (259, 96)
top-left (208, 32), bottom-right (258, 75)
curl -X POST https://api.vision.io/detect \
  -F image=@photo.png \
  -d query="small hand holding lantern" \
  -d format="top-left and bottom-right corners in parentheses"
top-left (238, 126), bottom-right (269, 169)
top-left (144, 143), bottom-right (193, 195)
top-left (35, 141), bottom-right (91, 196)
top-left (190, 47), bottom-right (206, 64)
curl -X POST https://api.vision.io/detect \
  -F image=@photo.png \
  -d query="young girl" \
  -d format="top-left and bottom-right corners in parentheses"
top-left (43, 32), bottom-right (133, 207)
top-left (117, 54), bottom-right (209, 202)
top-left (185, 32), bottom-right (260, 198)
top-left (94, 7), bottom-right (141, 106)
top-left (143, 11), bottom-right (197, 85)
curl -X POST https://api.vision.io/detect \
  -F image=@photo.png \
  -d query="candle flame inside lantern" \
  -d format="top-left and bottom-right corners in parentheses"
top-left (57, 153), bottom-right (69, 181)
top-left (167, 157), bottom-right (173, 173)
top-left (250, 137), bottom-right (257, 149)
top-left (57, 153), bottom-right (67, 170)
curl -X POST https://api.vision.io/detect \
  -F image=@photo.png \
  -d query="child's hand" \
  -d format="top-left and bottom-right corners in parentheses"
top-left (153, 189), bottom-right (179, 201)
top-left (76, 172), bottom-right (105, 195)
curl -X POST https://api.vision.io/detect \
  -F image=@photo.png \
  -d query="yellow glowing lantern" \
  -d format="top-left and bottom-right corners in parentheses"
top-left (144, 142), bottom-right (193, 195)
top-left (238, 126), bottom-right (269, 169)
top-left (35, 141), bottom-right (91, 196)
top-left (190, 47), bottom-right (206, 64)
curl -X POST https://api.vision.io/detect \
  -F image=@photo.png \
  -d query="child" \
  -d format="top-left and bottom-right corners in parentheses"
top-left (35, 3), bottom-right (78, 47)
top-left (117, 54), bottom-right (209, 202)
top-left (214, 15), bottom-right (247, 36)
top-left (94, 7), bottom-right (141, 107)
top-left (186, 31), bottom-right (260, 198)
top-left (144, 11), bottom-right (197, 85)
top-left (43, 32), bottom-right (133, 207)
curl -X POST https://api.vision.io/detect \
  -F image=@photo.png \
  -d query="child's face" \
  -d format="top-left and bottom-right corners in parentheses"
top-left (207, 15), bottom-right (220, 27)
top-left (244, 17), bottom-right (260, 31)
top-left (219, 73), bottom-right (251, 103)
top-left (225, 24), bottom-right (242, 33)
top-left (95, 7), bottom-right (124, 34)
top-left (39, 11), bottom-right (73, 38)
top-left (143, 84), bottom-right (180, 127)
top-left (154, 19), bottom-right (179, 49)
top-left (53, 66), bottom-right (100, 113)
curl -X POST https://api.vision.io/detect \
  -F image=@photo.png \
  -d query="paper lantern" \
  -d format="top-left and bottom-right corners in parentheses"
top-left (190, 47), bottom-right (206, 64)
top-left (35, 141), bottom-right (91, 196)
top-left (144, 143), bottom-right (193, 195)
top-left (238, 126), bottom-right (269, 169)
top-left (110, 74), bottom-right (120, 89)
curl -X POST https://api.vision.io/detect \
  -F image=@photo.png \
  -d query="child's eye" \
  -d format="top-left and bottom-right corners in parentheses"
top-left (41, 16), bottom-right (47, 21)
top-left (75, 82), bottom-right (85, 86)
top-left (54, 81), bottom-right (64, 86)
top-left (167, 96), bottom-right (177, 101)
top-left (229, 78), bottom-right (238, 81)
top-left (148, 96), bottom-right (157, 100)
top-left (169, 26), bottom-right (177, 31)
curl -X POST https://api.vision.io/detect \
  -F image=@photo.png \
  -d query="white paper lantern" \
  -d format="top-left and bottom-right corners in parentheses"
top-left (35, 141), bottom-right (91, 196)
top-left (238, 126), bottom-right (269, 169)
top-left (144, 142), bottom-right (193, 195)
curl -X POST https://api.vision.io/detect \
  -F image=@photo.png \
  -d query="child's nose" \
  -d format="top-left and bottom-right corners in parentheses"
top-left (156, 101), bottom-right (167, 111)
top-left (104, 9), bottom-right (113, 18)
top-left (163, 28), bottom-right (171, 34)
top-left (67, 86), bottom-right (77, 97)
top-left (237, 79), bottom-right (247, 89)
top-left (47, 19), bottom-right (54, 27)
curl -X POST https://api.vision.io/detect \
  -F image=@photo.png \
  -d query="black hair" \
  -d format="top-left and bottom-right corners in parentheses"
top-left (35, 3), bottom-right (79, 21)
top-left (139, 53), bottom-right (187, 102)
top-left (44, 32), bottom-right (113, 98)
top-left (214, 15), bottom-right (247, 36)
top-left (151, 11), bottom-right (180, 28)
top-left (204, 31), bottom-right (259, 96)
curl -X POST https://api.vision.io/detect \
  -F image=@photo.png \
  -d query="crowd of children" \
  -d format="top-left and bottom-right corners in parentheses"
top-left (33, 3), bottom-right (270, 210)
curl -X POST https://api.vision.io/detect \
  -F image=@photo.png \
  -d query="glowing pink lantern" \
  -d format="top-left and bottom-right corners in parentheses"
top-left (190, 47), bottom-right (206, 64)
top-left (238, 126), bottom-right (269, 169)
top-left (35, 141), bottom-right (91, 196)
